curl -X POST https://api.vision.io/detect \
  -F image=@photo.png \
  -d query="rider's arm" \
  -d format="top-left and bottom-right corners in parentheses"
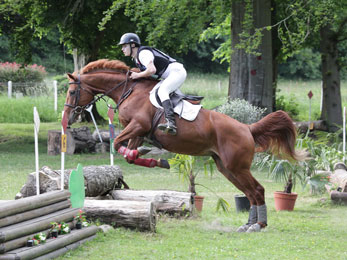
top-left (131, 60), bottom-right (156, 79)
top-left (130, 50), bottom-right (156, 79)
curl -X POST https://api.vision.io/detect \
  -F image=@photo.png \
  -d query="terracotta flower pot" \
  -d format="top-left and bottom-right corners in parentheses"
top-left (194, 195), bottom-right (204, 212)
top-left (274, 191), bottom-right (298, 211)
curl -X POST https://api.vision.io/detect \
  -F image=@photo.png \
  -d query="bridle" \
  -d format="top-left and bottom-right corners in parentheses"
top-left (64, 71), bottom-right (133, 115)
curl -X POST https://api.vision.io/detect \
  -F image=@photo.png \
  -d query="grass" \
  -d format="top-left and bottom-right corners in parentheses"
top-left (1, 123), bottom-right (347, 259)
top-left (1, 76), bottom-right (347, 259)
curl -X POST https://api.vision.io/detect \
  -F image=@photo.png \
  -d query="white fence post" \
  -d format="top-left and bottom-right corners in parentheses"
top-left (8, 81), bottom-right (12, 98)
top-left (53, 80), bottom-right (58, 112)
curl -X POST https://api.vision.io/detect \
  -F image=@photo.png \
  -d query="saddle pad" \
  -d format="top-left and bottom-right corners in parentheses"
top-left (149, 82), bottom-right (202, 121)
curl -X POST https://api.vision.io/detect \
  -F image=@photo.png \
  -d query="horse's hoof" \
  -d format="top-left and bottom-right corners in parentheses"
top-left (157, 159), bottom-right (170, 169)
top-left (236, 224), bottom-right (251, 233)
top-left (137, 146), bottom-right (152, 155)
top-left (246, 223), bottom-right (262, 233)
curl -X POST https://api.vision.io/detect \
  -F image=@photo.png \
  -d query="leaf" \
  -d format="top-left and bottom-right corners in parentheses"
top-left (216, 197), bottom-right (230, 213)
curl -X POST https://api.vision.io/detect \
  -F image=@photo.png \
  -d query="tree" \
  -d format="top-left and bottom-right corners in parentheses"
top-left (229, 0), bottom-right (273, 113)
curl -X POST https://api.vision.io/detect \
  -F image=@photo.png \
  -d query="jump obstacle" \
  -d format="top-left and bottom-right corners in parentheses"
top-left (0, 190), bottom-right (98, 260)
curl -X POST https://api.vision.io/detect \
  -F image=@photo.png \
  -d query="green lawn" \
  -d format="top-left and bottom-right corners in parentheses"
top-left (1, 123), bottom-right (347, 259)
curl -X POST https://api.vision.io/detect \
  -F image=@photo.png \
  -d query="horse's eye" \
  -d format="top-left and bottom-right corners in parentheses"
top-left (69, 90), bottom-right (76, 96)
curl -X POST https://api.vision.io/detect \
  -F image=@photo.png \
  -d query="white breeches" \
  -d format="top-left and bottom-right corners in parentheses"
top-left (157, 62), bottom-right (187, 102)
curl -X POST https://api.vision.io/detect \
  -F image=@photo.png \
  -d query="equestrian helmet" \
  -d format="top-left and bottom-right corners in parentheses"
top-left (118, 33), bottom-right (141, 46)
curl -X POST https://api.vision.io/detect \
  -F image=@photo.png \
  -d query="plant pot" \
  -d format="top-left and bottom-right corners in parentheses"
top-left (51, 230), bottom-right (58, 238)
top-left (274, 191), bottom-right (298, 211)
top-left (27, 240), bottom-right (34, 247)
top-left (234, 194), bottom-right (250, 212)
top-left (75, 222), bottom-right (82, 229)
top-left (194, 195), bottom-right (204, 212)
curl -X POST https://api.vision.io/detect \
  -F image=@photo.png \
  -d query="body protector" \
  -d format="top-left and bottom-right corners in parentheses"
top-left (136, 46), bottom-right (176, 78)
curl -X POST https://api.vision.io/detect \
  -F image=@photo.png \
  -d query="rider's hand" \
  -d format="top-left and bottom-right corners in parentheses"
top-left (130, 72), bottom-right (141, 80)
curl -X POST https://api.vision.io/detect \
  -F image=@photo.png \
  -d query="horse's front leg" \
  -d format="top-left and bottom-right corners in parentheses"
top-left (114, 122), bottom-right (170, 169)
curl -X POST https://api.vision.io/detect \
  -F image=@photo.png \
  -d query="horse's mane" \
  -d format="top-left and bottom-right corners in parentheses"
top-left (81, 59), bottom-right (129, 74)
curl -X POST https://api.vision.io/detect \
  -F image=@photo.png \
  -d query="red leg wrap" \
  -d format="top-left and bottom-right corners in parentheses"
top-left (133, 158), bottom-right (158, 168)
top-left (118, 146), bottom-right (139, 161)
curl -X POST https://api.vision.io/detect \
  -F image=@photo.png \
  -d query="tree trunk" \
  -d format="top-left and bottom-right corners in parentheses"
top-left (110, 189), bottom-right (193, 215)
top-left (15, 165), bottom-right (123, 199)
top-left (83, 200), bottom-right (156, 232)
top-left (229, 0), bottom-right (273, 113)
top-left (320, 24), bottom-right (342, 132)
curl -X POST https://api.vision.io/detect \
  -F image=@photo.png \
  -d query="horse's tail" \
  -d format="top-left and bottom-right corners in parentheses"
top-left (249, 110), bottom-right (307, 161)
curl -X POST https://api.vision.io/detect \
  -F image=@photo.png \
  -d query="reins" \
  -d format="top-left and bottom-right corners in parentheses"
top-left (65, 70), bottom-right (136, 115)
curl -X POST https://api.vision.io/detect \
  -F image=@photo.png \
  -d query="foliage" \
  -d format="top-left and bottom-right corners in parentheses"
top-left (51, 221), bottom-right (71, 235)
top-left (255, 130), bottom-right (345, 194)
top-left (216, 98), bottom-right (266, 124)
top-left (0, 62), bottom-right (46, 82)
top-left (32, 232), bottom-right (46, 245)
top-left (53, 74), bottom-right (70, 94)
top-left (74, 209), bottom-right (89, 227)
top-left (275, 94), bottom-right (300, 120)
top-left (169, 154), bottom-right (230, 212)
top-left (278, 48), bottom-right (322, 80)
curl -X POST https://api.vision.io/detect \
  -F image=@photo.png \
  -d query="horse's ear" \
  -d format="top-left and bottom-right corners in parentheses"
top-left (67, 73), bottom-right (77, 81)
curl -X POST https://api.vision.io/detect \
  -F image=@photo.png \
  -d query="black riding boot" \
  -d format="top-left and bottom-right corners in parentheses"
top-left (158, 100), bottom-right (177, 135)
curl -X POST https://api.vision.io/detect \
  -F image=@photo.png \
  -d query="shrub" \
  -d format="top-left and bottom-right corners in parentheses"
top-left (0, 62), bottom-right (46, 82)
top-left (0, 62), bottom-right (47, 95)
top-left (275, 94), bottom-right (300, 120)
top-left (216, 98), bottom-right (266, 124)
top-left (53, 74), bottom-right (70, 94)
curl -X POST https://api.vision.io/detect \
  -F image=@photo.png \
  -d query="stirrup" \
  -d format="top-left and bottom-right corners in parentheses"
top-left (158, 122), bottom-right (177, 136)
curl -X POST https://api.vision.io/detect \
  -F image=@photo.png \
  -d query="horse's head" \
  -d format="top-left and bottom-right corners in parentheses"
top-left (64, 73), bottom-right (95, 125)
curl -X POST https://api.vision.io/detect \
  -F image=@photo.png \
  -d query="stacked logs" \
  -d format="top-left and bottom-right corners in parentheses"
top-left (83, 190), bottom-right (194, 232)
top-left (0, 190), bottom-right (98, 260)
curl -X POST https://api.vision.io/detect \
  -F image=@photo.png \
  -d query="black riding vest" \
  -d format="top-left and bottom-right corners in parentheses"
top-left (136, 46), bottom-right (176, 78)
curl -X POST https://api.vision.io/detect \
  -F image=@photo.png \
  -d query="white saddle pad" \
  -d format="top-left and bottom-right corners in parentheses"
top-left (149, 82), bottom-right (202, 121)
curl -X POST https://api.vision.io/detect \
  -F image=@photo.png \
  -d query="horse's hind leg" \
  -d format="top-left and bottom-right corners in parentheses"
top-left (212, 154), bottom-right (267, 232)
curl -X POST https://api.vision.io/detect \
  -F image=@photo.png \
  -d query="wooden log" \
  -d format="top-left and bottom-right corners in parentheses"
top-left (294, 120), bottom-right (328, 133)
top-left (0, 208), bottom-right (79, 243)
top-left (34, 235), bottom-right (96, 260)
top-left (330, 163), bottom-right (347, 192)
top-left (0, 190), bottom-right (71, 219)
top-left (110, 190), bottom-right (193, 215)
top-left (16, 165), bottom-right (123, 199)
top-left (0, 200), bottom-right (71, 228)
top-left (330, 191), bottom-right (347, 204)
top-left (47, 130), bottom-right (75, 155)
top-left (0, 222), bottom-right (74, 254)
top-left (83, 200), bottom-right (156, 232)
top-left (0, 226), bottom-right (98, 260)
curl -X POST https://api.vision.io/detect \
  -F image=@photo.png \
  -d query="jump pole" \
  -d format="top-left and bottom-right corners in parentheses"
top-left (61, 111), bottom-right (68, 190)
top-left (86, 105), bottom-right (103, 143)
top-left (108, 107), bottom-right (115, 166)
top-left (33, 107), bottom-right (40, 195)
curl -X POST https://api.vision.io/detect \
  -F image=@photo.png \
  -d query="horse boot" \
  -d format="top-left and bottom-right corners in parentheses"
top-left (158, 100), bottom-right (177, 135)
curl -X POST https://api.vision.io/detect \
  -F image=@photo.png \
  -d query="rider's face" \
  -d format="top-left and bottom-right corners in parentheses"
top-left (122, 44), bottom-right (131, 56)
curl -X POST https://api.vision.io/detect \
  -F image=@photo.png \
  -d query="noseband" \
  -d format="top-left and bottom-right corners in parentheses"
top-left (64, 71), bottom-right (130, 115)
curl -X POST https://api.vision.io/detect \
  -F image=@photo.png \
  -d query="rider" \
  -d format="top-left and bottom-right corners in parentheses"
top-left (119, 32), bottom-right (187, 136)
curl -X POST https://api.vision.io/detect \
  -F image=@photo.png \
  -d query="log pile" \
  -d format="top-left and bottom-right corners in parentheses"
top-left (0, 190), bottom-right (98, 259)
top-left (15, 165), bottom-right (123, 199)
top-left (110, 189), bottom-right (193, 215)
top-left (47, 127), bottom-right (118, 155)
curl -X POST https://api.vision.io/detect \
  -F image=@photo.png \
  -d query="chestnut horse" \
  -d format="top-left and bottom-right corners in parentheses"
top-left (64, 59), bottom-right (305, 232)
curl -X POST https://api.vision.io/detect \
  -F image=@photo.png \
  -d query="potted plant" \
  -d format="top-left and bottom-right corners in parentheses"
top-left (50, 222), bottom-right (59, 238)
top-left (169, 154), bottom-right (230, 212)
top-left (74, 210), bottom-right (89, 229)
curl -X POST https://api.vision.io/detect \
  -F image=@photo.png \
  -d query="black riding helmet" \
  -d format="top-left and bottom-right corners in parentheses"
top-left (118, 33), bottom-right (141, 46)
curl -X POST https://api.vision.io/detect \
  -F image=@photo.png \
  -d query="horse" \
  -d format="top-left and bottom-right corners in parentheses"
top-left (64, 59), bottom-right (306, 232)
